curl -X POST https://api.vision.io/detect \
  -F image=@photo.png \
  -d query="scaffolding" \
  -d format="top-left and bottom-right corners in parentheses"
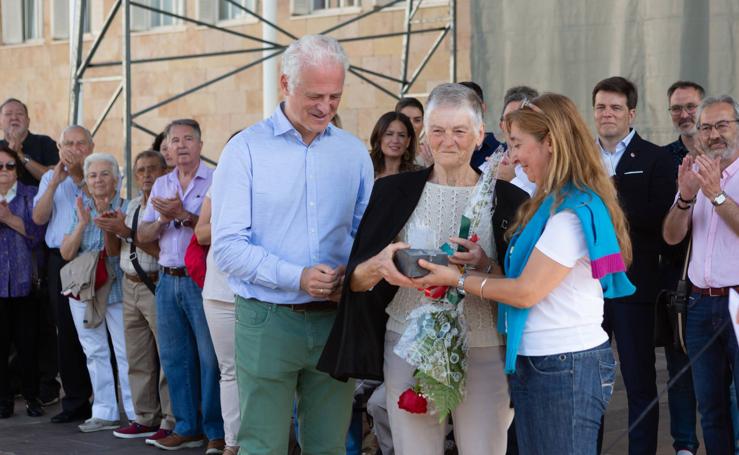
top-left (68, 0), bottom-right (458, 194)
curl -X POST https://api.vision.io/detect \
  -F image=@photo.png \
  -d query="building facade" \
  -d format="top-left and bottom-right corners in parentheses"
top-left (0, 0), bottom-right (470, 170)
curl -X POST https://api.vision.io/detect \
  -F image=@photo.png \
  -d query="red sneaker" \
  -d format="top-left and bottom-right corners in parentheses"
top-left (113, 422), bottom-right (158, 439)
top-left (145, 428), bottom-right (173, 446)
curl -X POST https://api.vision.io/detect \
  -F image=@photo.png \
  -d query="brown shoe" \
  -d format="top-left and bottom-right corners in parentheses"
top-left (222, 447), bottom-right (239, 455)
top-left (205, 439), bottom-right (226, 455)
top-left (151, 433), bottom-right (205, 450)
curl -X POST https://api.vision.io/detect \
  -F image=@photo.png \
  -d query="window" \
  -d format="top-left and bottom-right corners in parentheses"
top-left (1, 0), bottom-right (42, 44)
top-left (219, 0), bottom-right (257, 21)
top-left (52, 0), bottom-right (92, 41)
top-left (131, 0), bottom-right (183, 31)
top-left (150, 0), bottom-right (178, 27)
top-left (22, 0), bottom-right (40, 40)
top-left (292, 0), bottom-right (357, 15)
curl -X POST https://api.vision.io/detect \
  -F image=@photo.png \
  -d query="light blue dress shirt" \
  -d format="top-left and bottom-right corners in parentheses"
top-left (598, 128), bottom-right (636, 177)
top-left (211, 105), bottom-right (374, 305)
top-left (34, 171), bottom-right (91, 249)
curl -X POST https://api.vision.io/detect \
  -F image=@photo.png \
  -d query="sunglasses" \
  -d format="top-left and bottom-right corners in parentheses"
top-left (0, 162), bottom-right (16, 171)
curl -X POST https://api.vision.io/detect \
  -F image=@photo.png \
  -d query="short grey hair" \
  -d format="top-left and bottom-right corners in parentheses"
top-left (281, 35), bottom-right (349, 92)
top-left (83, 153), bottom-right (120, 182)
top-left (59, 125), bottom-right (93, 145)
top-left (165, 118), bottom-right (201, 141)
top-left (424, 83), bottom-right (484, 133)
top-left (696, 95), bottom-right (739, 126)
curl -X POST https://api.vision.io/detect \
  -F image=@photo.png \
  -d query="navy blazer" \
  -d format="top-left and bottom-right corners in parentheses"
top-left (609, 131), bottom-right (677, 304)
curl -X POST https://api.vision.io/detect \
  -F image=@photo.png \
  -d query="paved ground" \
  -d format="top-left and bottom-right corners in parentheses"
top-left (0, 349), bottom-right (698, 455)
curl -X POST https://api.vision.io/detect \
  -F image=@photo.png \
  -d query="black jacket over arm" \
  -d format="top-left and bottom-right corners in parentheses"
top-left (318, 167), bottom-right (433, 381)
top-left (611, 132), bottom-right (677, 304)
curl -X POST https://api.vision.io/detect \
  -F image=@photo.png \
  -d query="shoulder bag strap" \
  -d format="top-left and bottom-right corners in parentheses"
top-left (130, 205), bottom-right (157, 294)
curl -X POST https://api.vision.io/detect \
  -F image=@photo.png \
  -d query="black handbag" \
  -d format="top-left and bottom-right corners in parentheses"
top-left (655, 239), bottom-right (691, 354)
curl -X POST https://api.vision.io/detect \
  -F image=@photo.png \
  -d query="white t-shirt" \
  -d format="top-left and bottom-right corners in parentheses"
top-left (518, 211), bottom-right (608, 356)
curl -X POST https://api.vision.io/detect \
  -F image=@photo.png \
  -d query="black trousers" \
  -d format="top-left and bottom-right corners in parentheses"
top-left (36, 245), bottom-right (60, 400)
top-left (0, 296), bottom-right (39, 402)
top-left (48, 249), bottom-right (91, 412)
top-left (600, 300), bottom-right (659, 455)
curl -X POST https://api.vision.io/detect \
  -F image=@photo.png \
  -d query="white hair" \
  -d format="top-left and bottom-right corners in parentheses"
top-left (424, 83), bottom-right (485, 135)
top-left (281, 35), bottom-right (349, 92)
top-left (83, 153), bottom-right (120, 182)
top-left (59, 124), bottom-right (93, 145)
top-left (696, 94), bottom-right (739, 126)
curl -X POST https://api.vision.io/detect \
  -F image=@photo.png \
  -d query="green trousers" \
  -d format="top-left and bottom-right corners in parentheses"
top-left (235, 297), bottom-right (354, 455)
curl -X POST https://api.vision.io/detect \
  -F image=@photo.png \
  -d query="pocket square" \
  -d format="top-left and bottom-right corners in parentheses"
top-left (623, 170), bottom-right (644, 175)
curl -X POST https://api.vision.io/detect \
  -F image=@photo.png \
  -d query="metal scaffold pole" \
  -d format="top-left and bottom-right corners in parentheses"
top-left (122, 0), bottom-right (133, 195)
top-left (68, 0), bottom-right (458, 184)
top-left (68, 0), bottom-right (86, 124)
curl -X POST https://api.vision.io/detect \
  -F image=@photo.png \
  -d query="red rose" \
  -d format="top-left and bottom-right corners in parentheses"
top-left (398, 387), bottom-right (428, 414)
top-left (423, 286), bottom-right (448, 300)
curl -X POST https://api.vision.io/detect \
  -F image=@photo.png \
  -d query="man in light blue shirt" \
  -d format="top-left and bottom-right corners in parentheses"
top-left (211, 35), bottom-right (374, 454)
top-left (32, 125), bottom-right (94, 423)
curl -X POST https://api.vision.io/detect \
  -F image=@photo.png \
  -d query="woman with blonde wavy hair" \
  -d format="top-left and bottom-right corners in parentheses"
top-left (416, 93), bottom-right (635, 455)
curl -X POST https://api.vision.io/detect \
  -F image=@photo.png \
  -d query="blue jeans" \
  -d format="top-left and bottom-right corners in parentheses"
top-left (664, 341), bottom-right (699, 452)
top-left (510, 341), bottom-right (615, 455)
top-left (686, 293), bottom-right (739, 454)
top-left (156, 274), bottom-right (223, 439)
top-left (731, 382), bottom-right (739, 454)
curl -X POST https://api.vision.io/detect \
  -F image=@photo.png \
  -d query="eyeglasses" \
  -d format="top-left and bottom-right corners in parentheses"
top-left (0, 162), bottom-right (16, 171)
top-left (697, 119), bottom-right (739, 135)
top-left (668, 104), bottom-right (699, 115)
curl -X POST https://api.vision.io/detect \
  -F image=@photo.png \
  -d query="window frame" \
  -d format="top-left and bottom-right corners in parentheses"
top-left (217, 0), bottom-right (259, 24)
top-left (291, 0), bottom-right (361, 17)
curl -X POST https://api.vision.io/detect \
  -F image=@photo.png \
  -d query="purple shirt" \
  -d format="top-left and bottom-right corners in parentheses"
top-left (0, 183), bottom-right (45, 297)
top-left (142, 160), bottom-right (213, 267)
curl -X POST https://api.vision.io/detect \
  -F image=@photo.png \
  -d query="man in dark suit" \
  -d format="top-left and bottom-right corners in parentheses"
top-left (592, 77), bottom-right (677, 455)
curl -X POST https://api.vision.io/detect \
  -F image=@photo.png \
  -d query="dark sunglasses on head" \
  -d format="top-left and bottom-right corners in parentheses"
top-left (0, 162), bottom-right (16, 171)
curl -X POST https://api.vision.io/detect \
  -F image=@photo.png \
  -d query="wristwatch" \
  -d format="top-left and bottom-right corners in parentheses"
top-left (712, 191), bottom-right (727, 207)
top-left (21, 156), bottom-right (31, 165)
top-left (456, 272), bottom-right (468, 296)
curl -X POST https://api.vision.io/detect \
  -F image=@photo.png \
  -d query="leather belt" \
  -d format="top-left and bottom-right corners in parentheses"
top-left (125, 272), bottom-right (159, 284)
top-left (160, 266), bottom-right (188, 277)
top-left (692, 285), bottom-right (739, 297)
top-left (283, 301), bottom-right (338, 312)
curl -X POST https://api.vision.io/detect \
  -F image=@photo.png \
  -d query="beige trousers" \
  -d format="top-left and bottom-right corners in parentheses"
top-left (203, 298), bottom-right (240, 447)
top-left (384, 330), bottom-right (514, 455)
top-left (122, 276), bottom-right (174, 429)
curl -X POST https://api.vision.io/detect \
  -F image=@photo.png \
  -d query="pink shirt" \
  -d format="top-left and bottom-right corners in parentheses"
top-left (142, 160), bottom-right (213, 267)
top-left (688, 157), bottom-right (739, 288)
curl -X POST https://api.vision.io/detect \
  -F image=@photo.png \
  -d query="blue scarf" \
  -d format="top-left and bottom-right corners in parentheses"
top-left (498, 185), bottom-right (635, 374)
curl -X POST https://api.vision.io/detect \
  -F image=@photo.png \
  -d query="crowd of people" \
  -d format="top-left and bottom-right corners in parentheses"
top-left (0, 34), bottom-right (738, 455)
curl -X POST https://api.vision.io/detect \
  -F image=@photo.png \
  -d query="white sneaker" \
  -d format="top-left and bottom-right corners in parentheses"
top-left (676, 450), bottom-right (694, 455)
top-left (78, 417), bottom-right (120, 433)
